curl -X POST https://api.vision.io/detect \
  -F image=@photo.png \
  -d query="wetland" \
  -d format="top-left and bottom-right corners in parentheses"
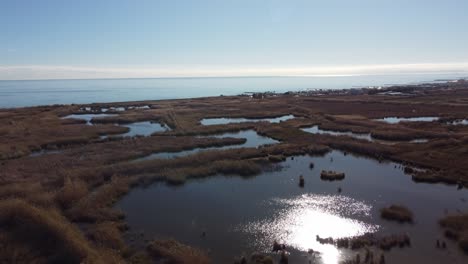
top-left (1, 80), bottom-right (468, 264)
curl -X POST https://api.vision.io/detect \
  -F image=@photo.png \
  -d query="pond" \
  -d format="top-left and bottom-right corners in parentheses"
top-left (117, 151), bottom-right (468, 264)
top-left (63, 115), bottom-right (169, 138)
top-left (376, 117), bottom-right (439, 124)
top-left (200, 114), bottom-right (295, 125)
top-left (302, 126), bottom-right (373, 141)
top-left (448, 119), bottom-right (468, 126)
top-left (101, 105), bottom-right (150, 112)
top-left (120, 121), bottom-right (170, 137)
top-left (301, 126), bottom-right (428, 144)
top-left (62, 114), bottom-right (117, 125)
top-left (134, 130), bottom-right (278, 161)
top-left (29, 149), bottom-right (61, 157)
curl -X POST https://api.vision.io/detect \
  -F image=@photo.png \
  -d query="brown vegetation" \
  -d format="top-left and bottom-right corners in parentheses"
top-left (0, 198), bottom-right (117, 263)
top-left (146, 239), bottom-right (210, 264)
top-left (439, 214), bottom-right (468, 253)
top-left (380, 205), bottom-right (413, 223)
top-left (316, 233), bottom-right (411, 251)
top-left (55, 177), bottom-right (89, 209)
top-left (1, 81), bottom-right (468, 262)
top-left (320, 170), bottom-right (345, 181)
top-left (250, 253), bottom-right (274, 264)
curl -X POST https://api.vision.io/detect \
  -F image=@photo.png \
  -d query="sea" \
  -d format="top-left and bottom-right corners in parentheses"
top-left (0, 73), bottom-right (466, 108)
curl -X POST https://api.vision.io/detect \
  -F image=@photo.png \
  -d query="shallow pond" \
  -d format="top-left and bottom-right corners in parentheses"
top-left (376, 117), bottom-right (439, 124)
top-left (301, 126), bottom-right (428, 144)
top-left (64, 115), bottom-right (168, 138)
top-left (117, 151), bottom-right (468, 264)
top-left (101, 105), bottom-right (150, 112)
top-left (29, 149), bottom-right (61, 157)
top-left (200, 114), bottom-right (295, 125)
top-left (120, 121), bottom-right (170, 137)
top-left (134, 130), bottom-right (278, 161)
top-left (62, 114), bottom-right (117, 125)
top-left (448, 119), bottom-right (468, 126)
top-left (302, 126), bottom-right (373, 141)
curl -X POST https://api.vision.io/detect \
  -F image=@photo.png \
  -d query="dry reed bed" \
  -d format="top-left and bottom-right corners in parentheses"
top-left (316, 232), bottom-right (411, 251)
top-left (439, 214), bottom-right (468, 253)
top-left (0, 136), bottom-right (249, 181)
top-left (0, 198), bottom-right (120, 263)
top-left (146, 239), bottom-right (210, 264)
top-left (380, 205), bottom-right (413, 223)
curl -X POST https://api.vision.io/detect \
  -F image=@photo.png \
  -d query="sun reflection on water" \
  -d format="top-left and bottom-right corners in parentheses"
top-left (238, 194), bottom-right (379, 264)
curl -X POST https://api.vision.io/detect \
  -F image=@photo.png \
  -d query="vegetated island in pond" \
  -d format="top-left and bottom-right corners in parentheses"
top-left (1, 80), bottom-right (468, 263)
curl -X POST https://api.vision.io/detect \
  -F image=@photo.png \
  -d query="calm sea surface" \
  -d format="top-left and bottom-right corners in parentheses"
top-left (0, 74), bottom-right (466, 108)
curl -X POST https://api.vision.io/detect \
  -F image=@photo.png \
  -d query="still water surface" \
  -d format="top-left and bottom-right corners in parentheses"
top-left (301, 126), bottom-right (428, 144)
top-left (117, 151), bottom-right (468, 264)
top-left (63, 115), bottom-right (169, 137)
top-left (134, 130), bottom-right (278, 161)
top-left (377, 117), bottom-right (439, 124)
top-left (62, 113), bottom-right (117, 125)
top-left (200, 115), bottom-right (295, 126)
top-left (120, 121), bottom-right (169, 137)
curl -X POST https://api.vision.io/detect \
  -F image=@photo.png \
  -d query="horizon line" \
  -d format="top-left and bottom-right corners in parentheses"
top-left (1, 71), bottom-right (468, 82)
top-left (1, 62), bottom-right (468, 81)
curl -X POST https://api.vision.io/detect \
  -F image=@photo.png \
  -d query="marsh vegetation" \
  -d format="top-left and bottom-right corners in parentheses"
top-left (1, 81), bottom-right (468, 263)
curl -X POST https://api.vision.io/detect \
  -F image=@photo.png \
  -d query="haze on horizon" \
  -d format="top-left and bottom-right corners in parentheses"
top-left (1, 0), bottom-right (468, 80)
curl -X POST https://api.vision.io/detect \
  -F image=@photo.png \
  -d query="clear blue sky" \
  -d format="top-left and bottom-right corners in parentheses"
top-left (1, 0), bottom-right (468, 79)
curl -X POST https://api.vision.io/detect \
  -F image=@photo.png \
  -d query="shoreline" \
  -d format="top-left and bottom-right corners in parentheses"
top-left (1, 76), bottom-right (467, 109)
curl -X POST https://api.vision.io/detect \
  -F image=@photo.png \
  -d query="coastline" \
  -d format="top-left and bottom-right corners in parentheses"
top-left (1, 74), bottom-right (467, 109)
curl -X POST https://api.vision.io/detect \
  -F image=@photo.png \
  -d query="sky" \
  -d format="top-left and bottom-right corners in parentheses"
top-left (1, 0), bottom-right (468, 80)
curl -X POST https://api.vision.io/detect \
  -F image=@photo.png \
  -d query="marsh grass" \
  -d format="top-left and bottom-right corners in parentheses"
top-left (66, 176), bottom-right (132, 222)
top-left (0, 182), bottom-right (53, 207)
top-left (250, 253), bottom-right (274, 264)
top-left (317, 233), bottom-right (411, 251)
top-left (268, 155), bottom-right (286, 162)
top-left (87, 221), bottom-right (126, 251)
top-left (2, 84), bottom-right (468, 263)
top-left (439, 214), bottom-right (468, 253)
top-left (152, 159), bottom-right (262, 186)
top-left (55, 177), bottom-right (89, 209)
top-left (146, 239), bottom-right (211, 264)
top-left (380, 205), bottom-right (413, 223)
top-left (320, 170), bottom-right (345, 181)
top-left (0, 199), bottom-right (113, 264)
top-left (370, 129), bottom-right (444, 141)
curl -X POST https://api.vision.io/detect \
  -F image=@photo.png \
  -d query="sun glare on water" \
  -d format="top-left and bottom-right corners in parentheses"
top-left (238, 194), bottom-right (379, 264)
